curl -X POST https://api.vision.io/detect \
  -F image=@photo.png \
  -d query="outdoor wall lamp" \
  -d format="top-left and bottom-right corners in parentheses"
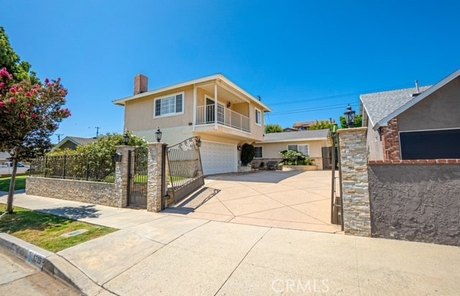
top-left (113, 152), bottom-right (123, 162)
top-left (344, 105), bottom-right (356, 128)
top-left (237, 144), bottom-right (242, 151)
top-left (123, 132), bottom-right (130, 145)
top-left (155, 127), bottom-right (162, 143)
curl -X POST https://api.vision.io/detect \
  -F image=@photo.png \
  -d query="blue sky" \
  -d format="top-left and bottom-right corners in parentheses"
top-left (2, 0), bottom-right (459, 142)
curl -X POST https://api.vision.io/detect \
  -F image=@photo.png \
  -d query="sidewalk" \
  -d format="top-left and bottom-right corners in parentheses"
top-left (1, 193), bottom-right (460, 295)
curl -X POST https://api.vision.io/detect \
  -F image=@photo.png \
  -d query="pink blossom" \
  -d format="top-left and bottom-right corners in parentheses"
top-left (31, 113), bottom-right (38, 119)
top-left (10, 98), bottom-right (17, 104)
top-left (0, 82), bottom-right (5, 89)
top-left (0, 67), bottom-right (12, 79)
top-left (0, 101), bottom-right (5, 108)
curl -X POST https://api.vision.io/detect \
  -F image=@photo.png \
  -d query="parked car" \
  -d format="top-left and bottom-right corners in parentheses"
top-left (0, 162), bottom-right (30, 176)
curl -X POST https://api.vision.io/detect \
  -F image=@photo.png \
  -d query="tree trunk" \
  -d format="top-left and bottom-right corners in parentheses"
top-left (6, 157), bottom-right (18, 214)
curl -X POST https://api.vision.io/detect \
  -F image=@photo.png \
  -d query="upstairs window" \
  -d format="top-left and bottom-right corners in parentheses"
top-left (154, 93), bottom-right (184, 117)
top-left (255, 108), bottom-right (262, 125)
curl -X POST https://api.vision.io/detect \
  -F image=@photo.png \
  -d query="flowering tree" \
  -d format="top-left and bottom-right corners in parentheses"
top-left (0, 68), bottom-right (70, 213)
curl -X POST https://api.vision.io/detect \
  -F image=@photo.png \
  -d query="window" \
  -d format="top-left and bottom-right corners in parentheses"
top-left (255, 108), bottom-right (262, 125)
top-left (287, 144), bottom-right (309, 156)
top-left (254, 147), bottom-right (263, 158)
top-left (154, 93), bottom-right (184, 117)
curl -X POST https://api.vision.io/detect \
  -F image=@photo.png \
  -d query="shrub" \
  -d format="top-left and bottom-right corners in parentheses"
top-left (280, 150), bottom-right (314, 166)
top-left (240, 144), bottom-right (255, 166)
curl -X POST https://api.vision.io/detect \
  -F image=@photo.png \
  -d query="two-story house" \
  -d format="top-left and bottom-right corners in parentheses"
top-left (114, 74), bottom-right (271, 175)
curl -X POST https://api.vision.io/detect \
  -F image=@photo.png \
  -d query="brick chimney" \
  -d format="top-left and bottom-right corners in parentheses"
top-left (134, 74), bottom-right (148, 95)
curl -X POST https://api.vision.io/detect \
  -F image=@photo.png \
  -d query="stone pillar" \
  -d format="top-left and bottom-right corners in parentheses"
top-left (338, 127), bottom-right (371, 236)
top-left (114, 145), bottom-right (134, 208)
top-left (147, 143), bottom-right (164, 212)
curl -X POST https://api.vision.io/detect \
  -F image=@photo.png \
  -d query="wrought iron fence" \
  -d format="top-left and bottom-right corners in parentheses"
top-left (30, 154), bottom-right (116, 183)
top-left (166, 137), bottom-right (204, 202)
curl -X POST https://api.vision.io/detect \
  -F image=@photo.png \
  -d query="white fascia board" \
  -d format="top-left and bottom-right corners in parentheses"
top-left (112, 74), bottom-right (272, 112)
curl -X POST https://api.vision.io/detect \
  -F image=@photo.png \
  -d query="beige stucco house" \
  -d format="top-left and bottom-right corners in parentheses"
top-left (114, 74), bottom-right (271, 175)
top-left (361, 68), bottom-right (460, 161)
top-left (253, 130), bottom-right (331, 170)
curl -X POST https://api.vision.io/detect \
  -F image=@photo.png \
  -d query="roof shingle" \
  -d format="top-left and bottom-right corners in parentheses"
top-left (360, 86), bottom-right (431, 128)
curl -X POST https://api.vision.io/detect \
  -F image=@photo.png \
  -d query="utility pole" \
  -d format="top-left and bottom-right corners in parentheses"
top-left (56, 133), bottom-right (64, 142)
top-left (94, 126), bottom-right (101, 138)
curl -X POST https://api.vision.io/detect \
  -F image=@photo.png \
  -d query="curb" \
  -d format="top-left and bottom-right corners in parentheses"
top-left (0, 233), bottom-right (112, 295)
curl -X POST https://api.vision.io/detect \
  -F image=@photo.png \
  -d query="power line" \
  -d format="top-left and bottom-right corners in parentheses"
top-left (267, 92), bottom-right (360, 107)
top-left (269, 101), bottom-right (360, 116)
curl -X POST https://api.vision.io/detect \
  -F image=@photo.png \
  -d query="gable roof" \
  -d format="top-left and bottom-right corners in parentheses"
top-left (53, 136), bottom-right (97, 150)
top-left (260, 129), bottom-right (330, 143)
top-left (113, 74), bottom-right (272, 112)
top-left (360, 86), bottom-right (431, 129)
top-left (361, 68), bottom-right (460, 130)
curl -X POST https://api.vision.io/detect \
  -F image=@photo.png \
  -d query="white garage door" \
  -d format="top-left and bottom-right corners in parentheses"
top-left (200, 142), bottom-right (237, 175)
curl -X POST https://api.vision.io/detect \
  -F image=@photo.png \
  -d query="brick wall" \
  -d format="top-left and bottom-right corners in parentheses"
top-left (382, 118), bottom-right (401, 161)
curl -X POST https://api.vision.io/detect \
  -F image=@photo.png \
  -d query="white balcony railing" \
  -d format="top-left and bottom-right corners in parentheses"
top-left (196, 105), bottom-right (250, 132)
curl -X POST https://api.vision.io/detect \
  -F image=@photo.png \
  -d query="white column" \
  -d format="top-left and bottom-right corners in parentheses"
top-left (214, 82), bottom-right (218, 129)
top-left (193, 85), bottom-right (197, 131)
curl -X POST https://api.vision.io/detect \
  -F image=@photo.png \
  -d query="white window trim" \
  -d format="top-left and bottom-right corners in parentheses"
top-left (254, 146), bottom-right (263, 158)
top-left (153, 91), bottom-right (185, 118)
top-left (255, 107), bottom-right (262, 126)
top-left (287, 144), bottom-right (309, 156)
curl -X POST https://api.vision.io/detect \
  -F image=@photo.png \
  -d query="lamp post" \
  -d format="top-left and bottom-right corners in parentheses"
top-left (155, 127), bottom-right (162, 143)
top-left (344, 105), bottom-right (356, 128)
top-left (123, 132), bottom-right (130, 145)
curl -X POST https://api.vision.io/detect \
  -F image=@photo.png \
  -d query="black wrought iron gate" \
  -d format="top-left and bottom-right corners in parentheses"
top-left (166, 137), bottom-right (204, 203)
top-left (127, 147), bottom-right (148, 208)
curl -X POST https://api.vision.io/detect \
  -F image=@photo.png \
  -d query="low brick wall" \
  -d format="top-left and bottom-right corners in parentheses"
top-left (368, 163), bottom-right (460, 246)
top-left (26, 177), bottom-right (121, 207)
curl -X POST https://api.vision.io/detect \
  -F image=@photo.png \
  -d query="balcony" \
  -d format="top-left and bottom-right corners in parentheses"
top-left (196, 105), bottom-right (250, 132)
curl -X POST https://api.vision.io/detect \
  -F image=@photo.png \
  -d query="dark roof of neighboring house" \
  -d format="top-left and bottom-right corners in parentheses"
top-left (283, 127), bottom-right (299, 132)
top-left (53, 136), bottom-right (97, 150)
top-left (260, 129), bottom-right (330, 143)
top-left (361, 68), bottom-right (460, 130)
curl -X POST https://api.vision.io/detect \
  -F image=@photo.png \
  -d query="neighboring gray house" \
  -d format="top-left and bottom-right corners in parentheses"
top-left (52, 136), bottom-right (97, 151)
top-left (361, 69), bottom-right (460, 161)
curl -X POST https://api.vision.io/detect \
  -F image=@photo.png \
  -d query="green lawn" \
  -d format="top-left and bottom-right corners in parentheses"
top-left (0, 204), bottom-right (116, 252)
top-left (0, 176), bottom-right (27, 191)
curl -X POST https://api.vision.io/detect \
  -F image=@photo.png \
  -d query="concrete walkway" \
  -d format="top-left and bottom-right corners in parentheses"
top-left (1, 193), bottom-right (460, 295)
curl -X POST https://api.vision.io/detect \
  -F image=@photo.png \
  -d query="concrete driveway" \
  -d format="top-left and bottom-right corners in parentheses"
top-left (165, 170), bottom-right (341, 233)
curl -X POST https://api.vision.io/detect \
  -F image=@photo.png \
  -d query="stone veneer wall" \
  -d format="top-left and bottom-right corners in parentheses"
top-left (26, 177), bottom-right (119, 207)
top-left (368, 162), bottom-right (460, 246)
top-left (338, 127), bottom-right (371, 236)
top-left (382, 118), bottom-right (401, 161)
